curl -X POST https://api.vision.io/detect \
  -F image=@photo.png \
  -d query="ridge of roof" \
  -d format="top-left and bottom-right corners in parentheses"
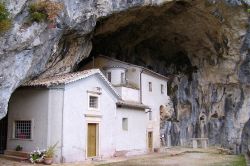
top-left (98, 55), bottom-right (169, 80)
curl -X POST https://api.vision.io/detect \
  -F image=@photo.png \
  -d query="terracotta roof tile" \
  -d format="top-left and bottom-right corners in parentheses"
top-left (117, 100), bottom-right (149, 109)
top-left (24, 69), bottom-right (100, 87)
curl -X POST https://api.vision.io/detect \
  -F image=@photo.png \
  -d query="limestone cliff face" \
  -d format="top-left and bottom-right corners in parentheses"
top-left (0, 0), bottom-right (250, 153)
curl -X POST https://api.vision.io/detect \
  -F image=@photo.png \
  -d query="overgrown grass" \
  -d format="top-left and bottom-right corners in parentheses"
top-left (212, 155), bottom-right (247, 166)
top-left (229, 155), bottom-right (247, 166)
top-left (0, 2), bottom-right (11, 33)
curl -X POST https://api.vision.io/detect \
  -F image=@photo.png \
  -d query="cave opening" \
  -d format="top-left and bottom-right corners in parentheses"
top-left (78, 1), bottom-right (206, 77)
top-left (78, 0), bottom-right (226, 82)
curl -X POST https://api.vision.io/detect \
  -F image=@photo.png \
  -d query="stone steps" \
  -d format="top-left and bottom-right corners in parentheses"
top-left (0, 154), bottom-right (27, 162)
top-left (4, 150), bottom-right (30, 158)
top-left (0, 150), bottom-right (29, 162)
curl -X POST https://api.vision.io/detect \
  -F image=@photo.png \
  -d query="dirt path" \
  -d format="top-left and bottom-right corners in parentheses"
top-left (0, 148), bottom-right (247, 166)
top-left (98, 152), bottom-right (246, 166)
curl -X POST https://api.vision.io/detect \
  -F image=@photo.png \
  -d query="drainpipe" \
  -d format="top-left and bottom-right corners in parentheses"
top-left (60, 88), bottom-right (65, 163)
top-left (140, 69), bottom-right (144, 104)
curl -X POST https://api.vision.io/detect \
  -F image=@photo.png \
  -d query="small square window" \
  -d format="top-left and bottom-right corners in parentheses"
top-left (122, 118), bottom-right (128, 131)
top-left (149, 82), bottom-right (152, 92)
top-left (161, 84), bottom-right (164, 94)
top-left (14, 120), bottom-right (32, 139)
top-left (89, 96), bottom-right (98, 109)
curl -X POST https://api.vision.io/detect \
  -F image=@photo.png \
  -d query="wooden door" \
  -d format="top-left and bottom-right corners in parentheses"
top-left (0, 115), bottom-right (8, 154)
top-left (87, 123), bottom-right (97, 157)
top-left (148, 132), bottom-right (153, 152)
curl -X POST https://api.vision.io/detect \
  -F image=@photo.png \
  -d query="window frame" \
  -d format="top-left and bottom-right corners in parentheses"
top-left (88, 93), bottom-right (100, 111)
top-left (149, 82), bottom-right (152, 92)
top-left (161, 84), bottom-right (164, 94)
top-left (12, 119), bottom-right (33, 140)
top-left (122, 118), bottom-right (128, 131)
top-left (121, 72), bottom-right (125, 84)
top-left (107, 72), bottom-right (111, 82)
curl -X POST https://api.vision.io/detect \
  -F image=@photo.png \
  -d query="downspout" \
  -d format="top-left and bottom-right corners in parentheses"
top-left (140, 69), bottom-right (144, 104)
top-left (60, 87), bottom-right (65, 163)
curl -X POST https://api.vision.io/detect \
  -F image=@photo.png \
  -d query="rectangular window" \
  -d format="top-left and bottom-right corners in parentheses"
top-left (149, 111), bottom-right (152, 120)
top-left (14, 120), bottom-right (32, 139)
top-left (122, 118), bottom-right (128, 131)
top-left (121, 73), bottom-right (125, 84)
top-left (89, 96), bottom-right (99, 109)
top-left (161, 84), bottom-right (164, 94)
top-left (149, 82), bottom-right (152, 92)
top-left (107, 72), bottom-right (111, 82)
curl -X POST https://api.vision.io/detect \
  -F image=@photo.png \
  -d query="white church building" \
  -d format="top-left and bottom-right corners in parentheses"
top-left (3, 56), bottom-right (169, 163)
top-left (82, 55), bottom-right (170, 151)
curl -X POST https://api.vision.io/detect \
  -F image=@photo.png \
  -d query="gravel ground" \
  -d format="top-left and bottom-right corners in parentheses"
top-left (99, 152), bottom-right (245, 166)
top-left (0, 148), bottom-right (246, 166)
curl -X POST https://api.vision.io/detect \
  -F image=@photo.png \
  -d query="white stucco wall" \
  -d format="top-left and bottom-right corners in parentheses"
top-left (47, 88), bottom-right (64, 163)
top-left (7, 88), bottom-right (50, 152)
top-left (115, 87), bottom-right (139, 102)
top-left (83, 56), bottom-right (170, 150)
top-left (62, 75), bottom-right (117, 162)
top-left (105, 68), bottom-right (126, 85)
top-left (8, 88), bottom-right (64, 163)
top-left (141, 73), bottom-right (169, 149)
top-left (82, 57), bottom-right (141, 89)
top-left (116, 108), bottom-right (147, 153)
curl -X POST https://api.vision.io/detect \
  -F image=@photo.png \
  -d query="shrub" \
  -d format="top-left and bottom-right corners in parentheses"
top-left (0, 2), bottom-right (11, 33)
top-left (29, 0), bottom-right (63, 23)
top-left (15, 145), bottom-right (23, 151)
top-left (30, 11), bottom-right (46, 22)
top-left (29, 148), bottom-right (46, 163)
top-left (44, 142), bottom-right (58, 158)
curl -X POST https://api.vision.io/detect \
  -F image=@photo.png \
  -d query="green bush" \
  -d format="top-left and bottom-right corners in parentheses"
top-left (29, 2), bottom-right (47, 22)
top-left (0, 2), bottom-right (11, 33)
top-left (29, 0), bottom-right (63, 23)
top-left (30, 11), bottom-right (46, 22)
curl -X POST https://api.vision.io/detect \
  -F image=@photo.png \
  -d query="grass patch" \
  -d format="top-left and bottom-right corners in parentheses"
top-left (229, 155), bottom-right (247, 166)
top-left (212, 155), bottom-right (247, 166)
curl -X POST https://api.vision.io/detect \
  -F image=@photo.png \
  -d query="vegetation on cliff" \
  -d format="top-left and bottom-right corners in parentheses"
top-left (0, 2), bottom-right (11, 33)
top-left (29, 0), bottom-right (63, 23)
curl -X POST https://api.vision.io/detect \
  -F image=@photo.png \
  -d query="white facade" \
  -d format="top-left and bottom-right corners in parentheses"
top-left (105, 67), bottom-right (126, 85)
top-left (116, 107), bottom-right (147, 153)
top-left (8, 88), bottom-right (63, 162)
top-left (7, 69), bottom-right (148, 163)
top-left (83, 56), bottom-right (170, 150)
top-left (141, 72), bottom-right (169, 148)
top-left (115, 87), bottom-right (140, 102)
